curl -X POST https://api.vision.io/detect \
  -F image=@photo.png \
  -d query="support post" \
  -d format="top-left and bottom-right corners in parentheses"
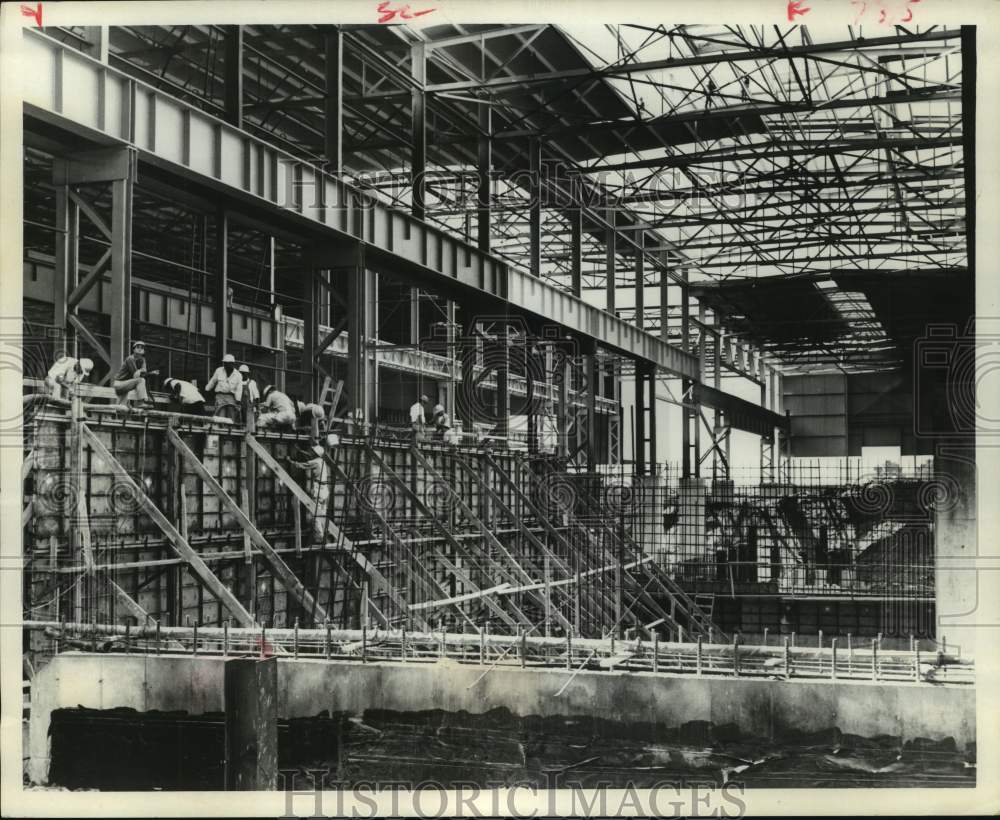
top-left (528, 138), bottom-right (541, 277)
top-left (605, 207), bottom-right (616, 314)
top-left (224, 657), bottom-right (278, 790)
top-left (477, 102), bottom-right (491, 252)
top-left (324, 27), bottom-right (344, 174)
top-left (215, 208), bottom-right (229, 362)
top-left (411, 42), bottom-right (427, 219)
top-left (223, 27), bottom-right (244, 128)
top-left (570, 208), bottom-right (582, 298)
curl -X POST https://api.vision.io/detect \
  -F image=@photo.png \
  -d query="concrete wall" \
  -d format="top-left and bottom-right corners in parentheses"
top-left (28, 653), bottom-right (975, 786)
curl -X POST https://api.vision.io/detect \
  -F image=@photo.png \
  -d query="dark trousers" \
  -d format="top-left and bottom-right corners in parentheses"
top-left (171, 400), bottom-right (206, 416)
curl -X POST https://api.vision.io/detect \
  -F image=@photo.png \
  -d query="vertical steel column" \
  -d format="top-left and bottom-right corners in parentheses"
top-left (528, 138), bottom-right (542, 277)
top-left (605, 207), bottom-right (616, 314)
top-left (495, 325), bottom-right (509, 442)
top-left (585, 343), bottom-right (598, 470)
top-left (324, 27), bottom-right (344, 175)
top-left (214, 208), bottom-right (228, 363)
top-left (83, 26), bottom-right (109, 62)
top-left (680, 268), bottom-right (696, 478)
top-left (557, 353), bottom-right (570, 458)
top-left (659, 254), bottom-right (670, 342)
top-left (347, 246), bottom-right (377, 423)
top-left (52, 184), bottom-right (78, 357)
top-left (713, 329), bottom-right (722, 482)
top-left (570, 207), bottom-right (583, 298)
top-left (635, 363), bottom-right (646, 476)
top-left (649, 364), bottom-right (657, 468)
top-left (409, 288), bottom-right (421, 346)
top-left (223, 26), bottom-right (243, 128)
top-left (108, 168), bottom-right (134, 371)
top-left (477, 102), bottom-right (492, 252)
top-left (634, 235), bottom-right (644, 329)
top-left (410, 42), bottom-right (427, 219)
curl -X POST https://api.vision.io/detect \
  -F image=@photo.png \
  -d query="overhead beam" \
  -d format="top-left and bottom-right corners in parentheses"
top-left (424, 29), bottom-right (962, 92)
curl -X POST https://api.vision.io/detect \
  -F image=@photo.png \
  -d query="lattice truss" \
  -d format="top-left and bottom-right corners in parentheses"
top-left (43, 22), bottom-right (966, 374)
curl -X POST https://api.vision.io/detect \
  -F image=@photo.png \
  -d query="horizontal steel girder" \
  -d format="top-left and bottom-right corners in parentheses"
top-left (22, 29), bottom-right (698, 380)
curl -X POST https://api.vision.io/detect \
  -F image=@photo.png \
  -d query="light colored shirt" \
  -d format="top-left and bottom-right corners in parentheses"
top-left (242, 378), bottom-right (260, 403)
top-left (47, 356), bottom-right (83, 385)
top-left (205, 367), bottom-right (243, 400)
top-left (261, 389), bottom-right (295, 416)
top-left (409, 402), bottom-right (425, 424)
top-left (173, 380), bottom-right (205, 404)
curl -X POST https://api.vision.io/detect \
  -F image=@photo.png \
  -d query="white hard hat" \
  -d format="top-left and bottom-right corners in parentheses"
top-left (311, 444), bottom-right (325, 458)
top-left (222, 353), bottom-right (236, 364)
top-left (238, 364), bottom-right (250, 373)
top-left (79, 358), bottom-right (94, 374)
top-left (310, 404), bottom-right (325, 420)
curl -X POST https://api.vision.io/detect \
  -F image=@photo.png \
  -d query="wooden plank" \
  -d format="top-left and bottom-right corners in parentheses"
top-left (409, 445), bottom-right (574, 633)
top-left (82, 424), bottom-right (256, 627)
top-left (167, 428), bottom-right (329, 624)
top-left (360, 445), bottom-right (526, 630)
top-left (245, 433), bottom-right (418, 630)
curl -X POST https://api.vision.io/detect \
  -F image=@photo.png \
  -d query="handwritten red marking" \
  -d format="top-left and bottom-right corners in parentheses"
top-left (787, 0), bottom-right (811, 20)
top-left (376, 1), bottom-right (437, 23)
top-left (20, 3), bottom-right (42, 26)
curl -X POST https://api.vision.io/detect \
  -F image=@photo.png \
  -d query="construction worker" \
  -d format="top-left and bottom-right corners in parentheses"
top-left (410, 394), bottom-right (428, 442)
top-left (45, 355), bottom-right (94, 400)
top-left (238, 364), bottom-right (260, 426)
top-left (432, 403), bottom-right (451, 441)
top-left (205, 353), bottom-right (243, 422)
top-left (294, 398), bottom-right (326, 429)
top-left (163, 378), bottom-right (206, 415)
top-left (238, 364), bottom-right (260, 406)
top-left (284, 440), bottom-right (331, 544)
top-left (257, 384), bottom-right (296, 430)
top-left (113, 341), bottom-right (157, 407)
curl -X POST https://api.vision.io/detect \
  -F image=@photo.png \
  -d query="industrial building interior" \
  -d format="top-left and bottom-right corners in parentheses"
top-left (17, 19), bottom-right (978, 791)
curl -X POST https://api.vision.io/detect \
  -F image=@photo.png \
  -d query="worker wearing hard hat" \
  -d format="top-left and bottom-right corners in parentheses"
top-left (284, 439), bottom-right (331, 544)
top-left (257, 384), bottom-right (297, 430)
top-left (113, 340), bottom-right (158, 407)
top-left (205, 353), bottom-right (243, 422)
top-left (45, 355), bottom-right (94, 400)
top-left (163, 378), bottom-right (206, 415)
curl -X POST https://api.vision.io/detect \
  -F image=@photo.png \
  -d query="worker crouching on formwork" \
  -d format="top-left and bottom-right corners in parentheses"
top-left (45, 355), bottom-right (94, 400)
top-left (257, 384), bottom-right (297, 430)
top-left (283, 437), bottom-right (335, 545)
top-left (163, 378), bottom-right (207, 416)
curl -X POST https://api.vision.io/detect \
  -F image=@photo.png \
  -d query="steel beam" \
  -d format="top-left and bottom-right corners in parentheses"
top-left (569, 207), bottom-right (582, 298)
top-left (424, 29), bottom-right (962, 93)
top-left (528, 138), bottom-right (541, 277)
top-left (215, 207), bottom-right (229, 362)
top-left (224, 26), bottom-right (243, 128)
top-left (411, 41), bottom-right (427, 219)
top-left (477, 102), bottom-right (492, 252)
top-left (324, 27), bottom-right (344, 175)
top-left (23, 30), bottom-right (700, 380)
